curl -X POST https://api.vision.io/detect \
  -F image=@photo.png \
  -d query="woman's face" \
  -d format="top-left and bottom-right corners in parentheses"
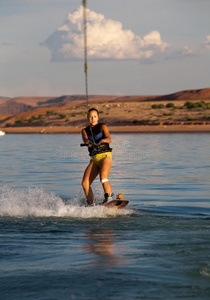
top-left (88, 110), bottom-right (99, 126)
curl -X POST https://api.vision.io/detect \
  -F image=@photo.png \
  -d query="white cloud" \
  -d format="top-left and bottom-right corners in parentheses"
top-left (42, 6), bottom-right (170, 62)
top-left (169, 46), bottom-right (198, 59)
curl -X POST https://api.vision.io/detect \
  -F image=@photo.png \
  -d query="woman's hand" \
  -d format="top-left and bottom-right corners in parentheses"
top-left (85, 140), bottom-right (93, 147)
top-left (99, 139), bottom-right (105, 144)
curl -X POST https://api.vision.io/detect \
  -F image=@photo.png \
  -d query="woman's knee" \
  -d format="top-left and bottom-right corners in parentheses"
top-left (82, 179), bottom-right (89, 189)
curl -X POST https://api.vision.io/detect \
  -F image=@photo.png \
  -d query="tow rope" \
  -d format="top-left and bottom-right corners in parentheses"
top-left (82, 0), bottom-right (96, 145)
top-left (83, 0), bottom-right (88, 108)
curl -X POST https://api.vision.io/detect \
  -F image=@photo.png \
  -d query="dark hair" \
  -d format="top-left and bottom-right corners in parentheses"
top-left (87, 108), bottom-right (99, 118)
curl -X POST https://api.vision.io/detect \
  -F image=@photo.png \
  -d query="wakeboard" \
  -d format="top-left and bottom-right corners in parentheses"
top-left (102, 199), bottom-right (129, 209)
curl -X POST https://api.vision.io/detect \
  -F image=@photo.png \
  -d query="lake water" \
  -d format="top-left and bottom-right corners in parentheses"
top-left (0, 133), bottom-right (210, 299)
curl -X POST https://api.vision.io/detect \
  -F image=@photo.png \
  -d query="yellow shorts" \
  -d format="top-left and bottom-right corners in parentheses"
top-left (91, 152), bottom-right (112, 168)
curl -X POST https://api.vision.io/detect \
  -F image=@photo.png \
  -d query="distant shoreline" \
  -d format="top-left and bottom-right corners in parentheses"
top-left (1, 88), bottom-right (210, 132)
top-left (2, 124), bottom-right (210, 134)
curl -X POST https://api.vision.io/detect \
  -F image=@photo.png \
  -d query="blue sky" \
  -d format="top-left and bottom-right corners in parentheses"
top-left (0, 0), bottom-right (209, 97)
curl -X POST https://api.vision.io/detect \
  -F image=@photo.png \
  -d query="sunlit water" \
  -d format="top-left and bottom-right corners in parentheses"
top-left (0, 133), bottom-right (210, 299)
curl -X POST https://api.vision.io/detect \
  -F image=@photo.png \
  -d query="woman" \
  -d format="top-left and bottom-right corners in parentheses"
top-left (81, 108), bottom-right (113, 206)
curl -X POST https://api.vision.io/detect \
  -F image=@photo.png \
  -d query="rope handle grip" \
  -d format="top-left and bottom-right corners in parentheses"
top-left (80, 142), bottom-right (109, 147)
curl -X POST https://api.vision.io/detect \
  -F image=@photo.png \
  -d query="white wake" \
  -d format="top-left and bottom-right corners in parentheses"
top-left (0, 186), bottom-right (131, 218)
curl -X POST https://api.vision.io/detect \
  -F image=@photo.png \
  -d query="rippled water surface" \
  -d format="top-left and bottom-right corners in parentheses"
top-left (0, 133), bottom-right (210, 299)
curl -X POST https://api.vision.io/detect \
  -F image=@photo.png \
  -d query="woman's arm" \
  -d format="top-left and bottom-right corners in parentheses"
top-left (100, 124), bottom-right (111, 144)
top-left (81, 128), bottom-right (90, 144)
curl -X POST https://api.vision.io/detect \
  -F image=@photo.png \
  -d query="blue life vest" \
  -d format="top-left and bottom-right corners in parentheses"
top-left (84, 123), bottom-right (112, 156)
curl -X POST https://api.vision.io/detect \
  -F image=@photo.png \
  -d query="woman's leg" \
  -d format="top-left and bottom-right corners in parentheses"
top-left (82, 161), bottom-right (100, 204)
top-left (100, 157), bottom-right (112, 195)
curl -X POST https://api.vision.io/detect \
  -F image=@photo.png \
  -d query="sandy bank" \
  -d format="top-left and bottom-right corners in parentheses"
top-left (2, 124), bottom-right (210, 134)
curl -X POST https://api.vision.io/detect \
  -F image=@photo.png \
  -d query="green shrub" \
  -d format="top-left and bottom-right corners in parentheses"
top-left (186, 116), bottom-right (197, 121)
top-left (158, 104), bottom-right (165, 109)
top-left (59, 114), bottom-right (66, 119)
top-left (28, 118), bottom-right (34, 123)
top-left (194, 103), bottom-right (200, 108)
top-left (166, 103), bottom-right (175, 108)
top-left (163, 112), bottom-right (174, 116)
top-left (37, 119), bottom-right (45, 124)
top-left (132, 119), bottom-right (138, 124)
top-left (15, 119), bottom-right (23, 124)
top-left (184, 101), bottom-right (208, 109)
top-left (184, 101), bottom-right (193, 108)
top-left (5, 122), bottom-right (11, 127)
top-left (151, 104), bottom-right (164, 109)
top-left (199, 101), bottom-right (206, 108)
top-left (46, 110), bottom-right (57, 115)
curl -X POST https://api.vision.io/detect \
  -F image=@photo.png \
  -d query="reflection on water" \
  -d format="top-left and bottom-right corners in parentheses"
top-left (84, 230), bottom-right (125, 267)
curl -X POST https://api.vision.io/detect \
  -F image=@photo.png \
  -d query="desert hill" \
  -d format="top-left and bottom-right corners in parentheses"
top-left (0, 95), bottom-right (118, 115)
top-left (0, 88), bottom-right (210, 129)
top-left (0, 100), bottom-right (32, 115)
top-left (0, 97), bottom-right (53, 115)
top-left (152, 88), bottom-right (210, 102)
